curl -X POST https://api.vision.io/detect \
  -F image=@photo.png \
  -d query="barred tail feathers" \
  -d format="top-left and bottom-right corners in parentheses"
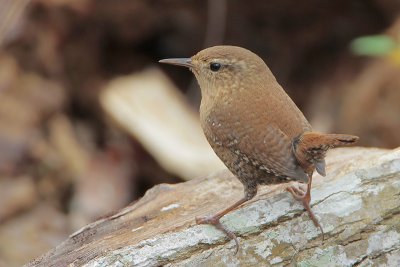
top-left (320, 133), bottom-right (359, 147)
top-left (292, 132), bottom-right (359, 176)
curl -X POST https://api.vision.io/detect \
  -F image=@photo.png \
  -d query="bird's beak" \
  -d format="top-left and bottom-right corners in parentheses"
top-left (159, 58), bottom-right (193, 68)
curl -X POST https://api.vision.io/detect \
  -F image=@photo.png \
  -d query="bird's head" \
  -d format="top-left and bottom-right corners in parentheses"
top-left (160, 46), bottom-right (274, 99)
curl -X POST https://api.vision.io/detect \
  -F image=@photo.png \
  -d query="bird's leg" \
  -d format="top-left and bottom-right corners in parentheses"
top-left (286, 175), bottom-right (324, 240)
top-left (196, 186), bottom-right (256, 254)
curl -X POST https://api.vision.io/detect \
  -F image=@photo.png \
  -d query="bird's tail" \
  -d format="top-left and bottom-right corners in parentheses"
top-left (294, 132), bottom-right (358, 150)
top-left (293, 132), bottom-right (359, 176)
top-left (317, 133), bottom-right (359, 148)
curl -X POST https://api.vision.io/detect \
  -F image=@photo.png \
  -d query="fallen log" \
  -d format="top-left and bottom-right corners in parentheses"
top-left (26, 147), bottom-right (400, 266)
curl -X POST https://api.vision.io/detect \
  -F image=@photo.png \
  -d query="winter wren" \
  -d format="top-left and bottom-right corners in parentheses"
top-left (160, 46), bottom-right (358, 253)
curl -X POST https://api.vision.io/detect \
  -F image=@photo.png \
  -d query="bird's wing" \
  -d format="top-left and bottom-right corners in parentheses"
top-left (208, 118), bottom-right (308, 182)
top-left (236, 123), bottom-right (308, 182)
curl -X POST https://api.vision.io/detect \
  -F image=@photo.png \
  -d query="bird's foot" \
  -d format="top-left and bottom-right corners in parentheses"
top-left (286, 183), bottom-right (307, 200)
top-left (286, 184), bottom-right (325, 241)
top-left (196, 215), bottom-right (240, 254)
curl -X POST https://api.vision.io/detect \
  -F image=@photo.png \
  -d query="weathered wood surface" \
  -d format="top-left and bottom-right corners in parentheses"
top-left (26, 147), bottom-right (400, 267)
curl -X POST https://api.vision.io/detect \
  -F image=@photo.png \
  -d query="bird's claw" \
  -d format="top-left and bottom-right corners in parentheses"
top-left (196, 215), bottom-right (240, 254)
top-left (196, 215), bottom-right (219, 225)
top-left (286, 184), bottom-right (307, 200)
top-left (286, 184), bottom-right (325, 242)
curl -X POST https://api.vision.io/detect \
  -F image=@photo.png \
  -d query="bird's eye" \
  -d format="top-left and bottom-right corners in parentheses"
top-left (210, 62), bottom-right (221, 72)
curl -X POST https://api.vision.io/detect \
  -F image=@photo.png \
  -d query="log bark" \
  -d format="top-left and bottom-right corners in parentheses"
top-left (26, 147), bottom-right (400, 267)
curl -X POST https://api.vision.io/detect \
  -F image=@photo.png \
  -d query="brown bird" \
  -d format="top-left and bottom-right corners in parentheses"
top-left (159, 46), bottom-right (358, 253)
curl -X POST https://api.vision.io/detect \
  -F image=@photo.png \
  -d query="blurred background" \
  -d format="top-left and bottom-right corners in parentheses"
top-left (1, 0), bottom-right (400, 265)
